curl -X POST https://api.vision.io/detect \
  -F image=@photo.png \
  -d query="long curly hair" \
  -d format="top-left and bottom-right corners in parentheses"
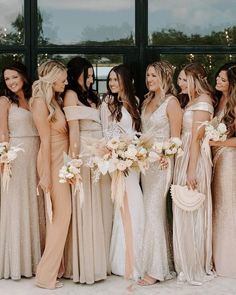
top-left (143, 60), bottom-right (177, 108)
top-left (1, 61), bottom-right (32, 104)
top-left (63, 56), bottom-right (100, 107)
top-left (182, 62), bottom-right (214, 102)
top-left (31, 60), bottom-right (67, 122)
top-left (106, 64), bottom-right (141, 132)
top-left (222, 65), bottom-right (236, 137)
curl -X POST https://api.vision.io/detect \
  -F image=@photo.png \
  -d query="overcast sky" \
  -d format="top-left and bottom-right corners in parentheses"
top-left (0, 0), bottom-right (235, 43)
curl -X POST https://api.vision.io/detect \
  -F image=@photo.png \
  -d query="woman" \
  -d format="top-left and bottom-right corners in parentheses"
top-left (101, 64), bottom-right (144, 280)
top-left (210, 62), bottom-right (236, 279)
top-left (139, 61), bottom-right (182, 286)
top-left (0, 62), bottom-right (41, 280)
top-left (173, 63), bottom-right (215, 285)
top-left (63, 56), bottom-right (113, 284)
top-left (31, 60), bottom-right (71, 289)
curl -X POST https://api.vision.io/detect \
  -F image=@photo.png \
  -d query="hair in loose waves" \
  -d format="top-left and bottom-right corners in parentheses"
top-left (143, 60), bottom-right (177, 108)
top-left (1, 61), bottom-right (32, 104)
top-left (182, 62), bottom-right (214, 103)
top-left (31, 60), bottom-right (67, 122)
top-left (222, 65), bottom-right (236, 137)
top-left (106, 64), bottom-right (141, 132)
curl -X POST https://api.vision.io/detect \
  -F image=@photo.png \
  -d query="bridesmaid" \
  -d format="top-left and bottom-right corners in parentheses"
top-left (0, 62), bottom-right (41, 279)
top-left (210, 62), bottom-right (236, 278)
top-left (139, 61), bottom-right (182, 286)
top-left (31, 60), bottom-right (71, 289)
top-left (101, 64), bottom-right (144, 280)
top-left (173, 63), bottom-right (214, 285)
top-left (63, 56), bottom-right (113, 284)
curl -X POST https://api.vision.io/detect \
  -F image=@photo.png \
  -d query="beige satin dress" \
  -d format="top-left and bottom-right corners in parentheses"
top-left (141, 96), bottom-right (175, 281)
top-left (64, 103), bottom-right (113, 284)
top-left (0, 102), bottom-right (41, 280)
top-left (212, 110), bottom-right (236, 279)
top-left (173, 102), bottom-right (214, 284)
top-left (35, 103), bottom-right (71, 289)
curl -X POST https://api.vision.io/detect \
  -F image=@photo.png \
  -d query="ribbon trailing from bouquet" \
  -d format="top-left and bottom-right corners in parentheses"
top-left (111, 170), bottom-right (134, 279)
top-left (2, 163), bottom-right (11, 192)
top-left (74, 174), bottom-right (85, 208)
top-left (45, 191), bottom-right (53, 223)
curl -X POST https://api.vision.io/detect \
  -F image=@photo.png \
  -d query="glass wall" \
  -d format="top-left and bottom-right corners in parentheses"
top-left (148, 0), bottom-right (236, 46)
top-left (37, 0), bottom-right (135, 45)
top-left (0, 0), bottom-right (24, 45)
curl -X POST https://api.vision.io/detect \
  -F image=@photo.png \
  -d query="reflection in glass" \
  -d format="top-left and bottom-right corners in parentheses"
top-left (38, 0), bottom-right (135, 45)
top-left (160, 53), bottom-right (236, 84)
top-left (149, 0), bottom-right (236, 45)
top-left (37, 54), bottom-right (123, 94)
top-left (0, 0), bottom-right (24, 45)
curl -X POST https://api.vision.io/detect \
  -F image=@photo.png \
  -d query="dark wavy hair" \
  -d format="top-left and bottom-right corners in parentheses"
top-left (214, 62), bottom-right (236, 106)
top-left (1, 61), bottom-right (32, 104)
top-left (63, 56), bottom-right (100, 107)
top-left (106, 64), bottom-right (141, 132)
top-left (220, 64), bottom-right (236, 137)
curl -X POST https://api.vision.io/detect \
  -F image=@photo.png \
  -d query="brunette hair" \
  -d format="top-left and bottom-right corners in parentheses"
top-left (64, 56), bottom-right (100, 107)
top-left (106, 64), bottom-right (141, 132)
top-left (1, 61), bottom-right (31, 104)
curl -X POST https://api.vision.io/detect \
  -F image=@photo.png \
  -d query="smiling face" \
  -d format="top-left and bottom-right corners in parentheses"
top-left (146, 66), bottom-right (161, 92)
top-left (52, 70), bottom-right (68, 93)
top-left (108, 70), bottom-right (123, 95)
top-left (177, 70), bottom-right (188, 94)
top-left (4, 69), bottom-right (24, 94)
top-left (215, 70), bottom-right (229, 94)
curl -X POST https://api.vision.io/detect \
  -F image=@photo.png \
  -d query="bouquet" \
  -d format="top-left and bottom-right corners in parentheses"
top-left (0, 142), bottom-right (24, 191)
top-left (203, 117), bottom-right (227, 142)
top-left (148, 137), bottom-right (183, 168)
top-left (59, 153), bottom-right (84, 207)
top-left (200, 117), bottom-right (227, 165)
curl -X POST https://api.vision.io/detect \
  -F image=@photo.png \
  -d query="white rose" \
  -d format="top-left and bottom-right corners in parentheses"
top-left (7, 150), bottom-right (17, 161)
top-left (152, 142), bottom-right (163, 154)
top-left (217, 123), bottom-right (227, 134)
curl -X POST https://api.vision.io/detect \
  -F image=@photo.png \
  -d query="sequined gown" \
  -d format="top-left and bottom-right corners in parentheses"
top-left (173, 102), bottom-right (214, 284)
top-left (63, 102), bottom-right (113, 284)
top-left (141, 96), bottom-right (175, 281)
top-left (35, 102), bottom-right (71, 289)
top-left (101, 101), bottom-right (144, 280)
top-left (0, 102), bottom-right (41, 280)
top-left (212, 110), bottom-right (236, 279)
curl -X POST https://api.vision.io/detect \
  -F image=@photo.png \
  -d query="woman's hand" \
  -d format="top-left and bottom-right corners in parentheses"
top-left (159, 156), bottom-right (168, 169)
top-left (68, 177), bottom-right (76, 185)
top-left (209, 140), bottom-right (221, 147)
top-left (0, 163), bottom-right (4, 174)
top-left (186, 168), bottom-right (197, 190)
top-left (39, 174), bottom-right (51, 193)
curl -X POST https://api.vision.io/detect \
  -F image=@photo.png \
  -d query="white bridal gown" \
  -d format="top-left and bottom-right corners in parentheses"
top-left (101, 101), bottom-right (144, 280)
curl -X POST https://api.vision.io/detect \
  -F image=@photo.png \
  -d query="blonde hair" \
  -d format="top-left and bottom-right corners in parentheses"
top-left (31, 60), bottom-right (66, 122)
top-left (183, 63), bottom-right (213, 102)
top-left (144, 60), bottom-right (176, 107)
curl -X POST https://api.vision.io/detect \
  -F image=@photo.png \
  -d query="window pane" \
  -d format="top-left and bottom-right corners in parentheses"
top-left (38, 0), bottom-right (135, 45)
top-left (37, 54), bottom-right (123, 95)
top-left (0, 0), bottom-right (24, 45)
top-left (149, 0), bottom-right (236, 46)
top-left (160, 53), bottom-right (236, 84)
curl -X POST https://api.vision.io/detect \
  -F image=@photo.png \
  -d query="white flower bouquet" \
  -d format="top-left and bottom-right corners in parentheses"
top-left (148, 137), bottom-right (183, 168)
top-left (0, 142), bottom-right (24, 191)
top-left (203, 117), bottom-right (227, 142)
top-left (59, 153), bottom-right (84, 207)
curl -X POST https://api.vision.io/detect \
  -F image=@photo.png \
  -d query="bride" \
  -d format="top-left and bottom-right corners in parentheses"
top-left (101, 64), bottom-right (144, 280)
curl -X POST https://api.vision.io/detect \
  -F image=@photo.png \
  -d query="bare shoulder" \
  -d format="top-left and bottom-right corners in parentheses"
top-left (167, 95), bottom-right (181, 110)
top-left (30, 97), bottom-right (48, 116)
top-left (0, 96), bottom-right (10, 108)
top-left (196, 94), bottom-right (213, 105)
top-left (64, 89), bottom-right (78, 107)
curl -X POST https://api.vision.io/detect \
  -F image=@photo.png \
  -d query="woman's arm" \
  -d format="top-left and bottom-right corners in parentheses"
top-left (63, 90), bottom-right (80, 157)
top-left (0, 97), bottom-right (10, 143)
top-left (166, 97), bottom-right (183, 138)
top-left (187, 109), bottom-right (212, 190)
top-left (100, 100), bottom-right (111, 137)
top-left (31, 98), bottom-right (51, 192)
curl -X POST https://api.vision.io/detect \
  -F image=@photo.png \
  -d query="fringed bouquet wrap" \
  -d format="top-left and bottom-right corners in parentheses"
top-left (59, 152), bottom-right (84, 207)
top-left (0, 142), bottom-right (24, 191)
